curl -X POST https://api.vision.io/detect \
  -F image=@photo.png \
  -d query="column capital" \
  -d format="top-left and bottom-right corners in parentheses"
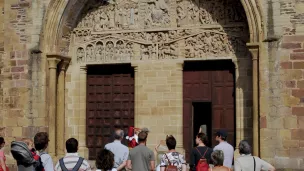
top-left (47, 54), bottom-right (71, 69)
top-left (80, 65), bottom-right (87, 73)
top-left (58, 59), bottom-right (71, 71)
top-left (246, 43), bottom-right (259, 61)
top-left (47, 58), bottom-right (61, 69)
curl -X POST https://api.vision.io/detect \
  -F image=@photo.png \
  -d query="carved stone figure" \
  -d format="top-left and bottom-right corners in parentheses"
top-left (86, 45), bottom-right (95, 61)
top-left (107, 6), bottom-right (116, 29)
top-left (77, 48), bottom-right (85, 63)
top-left (105, 41), bottom-right (115, 61)
top-left (96, 42), bottom-right (104, 61)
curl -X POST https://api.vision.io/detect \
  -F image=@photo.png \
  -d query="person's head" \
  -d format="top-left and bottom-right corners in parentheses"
top-left (141, 128), bottom-right (150, 134)
top-left (238, 140), bottom-right (251, 155)
top-left (114, 129), bottom-right (124, 141)
top-left (0, 137), bottom-right (4, 149)
top-left (22, 138), bottom-right (34, 150)
top-left (215, 130), bottom-right (227, 142)
top-left (196, 133), bottom-right (208, 145)
top-left (211, 150), bottom-right (224, 166)
top-left (166, 135), bottom-right (176, 150)
top-left (66, 138), bottom-right (78, 153)
top-left (34, 132), bottom-right (49, 151)
top-left (96, 149), bottom-right (114, 170)
top-left (138, 131), bottom-right (148, 144)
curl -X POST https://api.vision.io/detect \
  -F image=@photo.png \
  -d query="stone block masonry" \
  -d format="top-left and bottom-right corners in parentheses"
top-left (134, 61), bottom-right (184, 153)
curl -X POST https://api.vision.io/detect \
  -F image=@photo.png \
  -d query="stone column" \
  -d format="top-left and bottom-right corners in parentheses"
top-left (175, 61), bottom-right (184, 154)
top-left (247, 43), bottom-right (260, 156)
top-left (132, 65), bottom-right (139, 127)
top-left (56, 59), bottom-right (70, 157)
top-left (47, 57), bottom-right (61, 156)
top-left (78, 65), bottom-right (89, 159)
top-left (232, 59), bottom-right (241, 159)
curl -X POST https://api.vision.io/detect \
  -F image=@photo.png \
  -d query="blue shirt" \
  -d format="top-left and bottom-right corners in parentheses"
top-left (39, 152), bottom-right (54, 171)
top-left (214, 141), bottom-right (234, 168)
top-left (105, 140), bottom-right (129, 168)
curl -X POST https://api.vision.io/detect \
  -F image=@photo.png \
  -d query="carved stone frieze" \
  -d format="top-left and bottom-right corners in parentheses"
top-left (68, 0), bottom-right (249, 63)
top-left (73, 27), bottom-right (247, 64)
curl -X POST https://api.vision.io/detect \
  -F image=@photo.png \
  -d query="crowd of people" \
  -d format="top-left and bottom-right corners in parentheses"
top-left (0, 129), bottom-right (276, 171)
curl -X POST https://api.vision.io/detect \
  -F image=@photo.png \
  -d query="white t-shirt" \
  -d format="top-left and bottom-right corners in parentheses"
top-left (234, 154), bottom-right (272, 171)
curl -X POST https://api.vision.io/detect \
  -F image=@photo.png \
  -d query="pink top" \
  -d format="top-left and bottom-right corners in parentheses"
top-left (0, 150), bottom-right (6, 162)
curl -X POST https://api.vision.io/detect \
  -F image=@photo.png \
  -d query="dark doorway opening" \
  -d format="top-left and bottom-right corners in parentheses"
top-left (192, 102), bottom-right (212, 147)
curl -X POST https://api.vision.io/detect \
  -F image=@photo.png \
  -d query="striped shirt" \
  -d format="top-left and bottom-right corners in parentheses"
top-left (55, 153), bottom-right (91, 171)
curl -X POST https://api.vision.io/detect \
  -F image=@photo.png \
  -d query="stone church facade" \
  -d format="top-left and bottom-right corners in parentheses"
top-left (0, 0), bottom-right (303, 170)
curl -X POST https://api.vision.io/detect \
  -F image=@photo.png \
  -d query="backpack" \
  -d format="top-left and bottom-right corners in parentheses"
top-left (11, 141), bottom-right (37, 167)
top-left (35, 152), bottom-right (46, 171)
top-left (59, 157), bottom-right (84, 171)
top-left (195, 148), bottom-right (209, 171)
top-left (164, 153), bottom-right (178, 171)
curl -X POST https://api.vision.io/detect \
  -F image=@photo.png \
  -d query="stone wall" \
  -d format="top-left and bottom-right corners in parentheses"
top-left (258, 0), bottom-right (304, 170)
top-left (0, 0), bottom-right (50, 168)
top-left (134, 61), bottom-right (183, 151)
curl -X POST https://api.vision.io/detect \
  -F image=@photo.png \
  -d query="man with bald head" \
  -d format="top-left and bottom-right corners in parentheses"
top-left (105, 129), bottom-right (129, 171)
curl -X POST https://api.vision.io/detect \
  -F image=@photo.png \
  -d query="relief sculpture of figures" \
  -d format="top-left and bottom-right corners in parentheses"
top-left (78, 1), bottom-right (139, 31)
top-left (145, 0), bottom-right (170, 28)
top-left (73, 0), bottom-right (248, 64)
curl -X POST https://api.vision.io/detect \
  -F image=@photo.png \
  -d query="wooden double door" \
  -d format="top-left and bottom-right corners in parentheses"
top-left (183, 60), bottom-right (235, 161)
top-left (86, 64), bottom-right (134, 160)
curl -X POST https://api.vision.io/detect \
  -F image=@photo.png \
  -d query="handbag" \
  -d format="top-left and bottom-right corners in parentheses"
top-left (164, 154), bottom-right (178, 171)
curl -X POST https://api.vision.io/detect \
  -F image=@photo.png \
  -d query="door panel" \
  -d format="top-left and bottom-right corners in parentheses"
top-left (87, 65), bottom-right (134, 160)
top-left (212, 68), bottom-right (235, 148)
top-left (183, 61), bottom-right (235, 162)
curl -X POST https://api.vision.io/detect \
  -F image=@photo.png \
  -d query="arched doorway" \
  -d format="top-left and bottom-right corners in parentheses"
top-left (42, 0), bottom-right (264, 160)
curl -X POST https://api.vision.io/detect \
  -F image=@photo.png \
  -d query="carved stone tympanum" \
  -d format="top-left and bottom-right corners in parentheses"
top-left (68, 0), bottom-right (249, 63)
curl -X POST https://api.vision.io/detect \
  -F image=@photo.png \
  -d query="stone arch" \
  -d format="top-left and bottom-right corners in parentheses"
top-left (41, 0), bottom-right (264, 158)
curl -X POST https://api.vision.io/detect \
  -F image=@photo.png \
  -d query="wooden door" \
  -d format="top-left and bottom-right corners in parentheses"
top-left (183, 61), bottom-right (235, 162)
top-left (212, 70), bottom-right (235, 147)
top-left (183, 69), bottom-right (212, 159)
top-left (86, 65), bottom-right (134, 160)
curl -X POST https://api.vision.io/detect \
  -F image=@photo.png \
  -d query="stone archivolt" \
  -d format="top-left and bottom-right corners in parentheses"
top-left (70, 0), bottom-right (248, 64)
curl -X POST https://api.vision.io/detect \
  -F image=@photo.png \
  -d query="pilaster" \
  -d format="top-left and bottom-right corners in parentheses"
top-left (247, 43), bottom-right (260, 157)
top-left (56, 59), bottom-right (70, 157)
top-left (46, 57), bottom-right (61, 156)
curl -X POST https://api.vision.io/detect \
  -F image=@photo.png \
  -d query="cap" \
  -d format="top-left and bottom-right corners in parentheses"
top-left (141, 127), bottom-right (150, 133)
top-left (216, 130), bottom-right (228, 138)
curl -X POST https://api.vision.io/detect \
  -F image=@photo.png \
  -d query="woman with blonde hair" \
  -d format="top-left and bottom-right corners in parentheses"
top-left (209, 150), bottom-right (231, 171)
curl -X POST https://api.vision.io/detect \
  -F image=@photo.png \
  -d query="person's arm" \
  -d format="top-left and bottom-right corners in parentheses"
top-left (150, 160), bottom-right (155, 171)
top-left (150, 150), bottom-right (155, 171)
top-left (259, 157), bottom-right (275, 171)
top-left (0, 158), bottom-right (6, 171)
top-left (199, 127), bottom-right (202, 133)
top-left (116, 161), bottom-right (127, 171)
top-left (126, 160), bottom-right (132, 170)
top-left (181, 164), bottom-right (187, 171)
